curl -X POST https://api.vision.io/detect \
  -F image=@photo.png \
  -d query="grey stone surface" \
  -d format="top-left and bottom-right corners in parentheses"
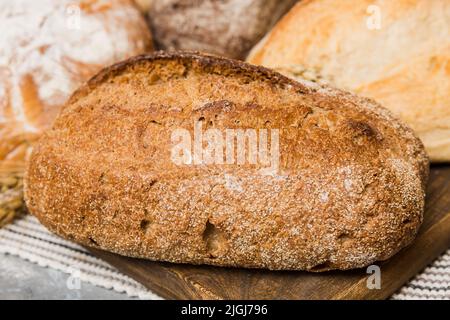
top-left (0, 253), bottom-right (136, 300)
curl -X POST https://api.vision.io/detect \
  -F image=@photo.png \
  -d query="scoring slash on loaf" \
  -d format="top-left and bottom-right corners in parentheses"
top-left (24, 51), bottom-right (429, 271)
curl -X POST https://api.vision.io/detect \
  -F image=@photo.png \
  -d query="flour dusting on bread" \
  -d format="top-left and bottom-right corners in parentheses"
top-left (24, 52), bottom-right (429, 271)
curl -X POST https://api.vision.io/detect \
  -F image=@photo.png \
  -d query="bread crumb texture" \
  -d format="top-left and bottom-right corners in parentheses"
top-left (24, 52), bottom-right (429, 271)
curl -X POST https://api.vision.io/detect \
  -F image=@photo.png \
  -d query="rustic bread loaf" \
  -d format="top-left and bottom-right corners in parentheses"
top-left (0, 0), bottom-right (152, 166)
top-left (247, 0), bottom-right (450, 162)
top-left (25, 51), bottom-right (429, 271)
top-left (142, 0), bottom-right (297, 59)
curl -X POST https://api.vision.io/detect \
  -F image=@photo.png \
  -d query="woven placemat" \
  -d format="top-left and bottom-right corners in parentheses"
top-left (0, 158), bottom-right (448, 300)
top-left (0, 214), bottom-right (448, 299)
top-left (0, 214), bottom-right (160, 299)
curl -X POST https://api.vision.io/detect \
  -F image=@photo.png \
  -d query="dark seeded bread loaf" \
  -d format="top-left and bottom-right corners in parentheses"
top-left (24, 51), bottom-right (429, 271)
top-left (142, 0), bottom-right (298, 59)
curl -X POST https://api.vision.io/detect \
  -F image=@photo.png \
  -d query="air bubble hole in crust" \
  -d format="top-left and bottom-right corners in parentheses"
top-left (202, 220), bottom-right (229, 258)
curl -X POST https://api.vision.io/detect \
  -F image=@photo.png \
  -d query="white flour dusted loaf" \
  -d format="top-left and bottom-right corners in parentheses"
top-left (248, 0), bottom-right (450, 162)
top-left (0, 0), bottom-right (152, 165)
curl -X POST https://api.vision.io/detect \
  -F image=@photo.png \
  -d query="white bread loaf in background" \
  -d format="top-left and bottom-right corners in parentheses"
top-left (0, 0), bottom-right (153, 165)
top-left (141, 0), bottom-right (298, 59)
top-left (248, 0), bottom-right (450, 162)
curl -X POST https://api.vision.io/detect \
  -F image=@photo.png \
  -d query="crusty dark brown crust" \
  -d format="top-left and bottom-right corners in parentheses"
top-left (24, 51), bottom-right (429, 271)
top-left (67, 51), bottom-right (312, 105)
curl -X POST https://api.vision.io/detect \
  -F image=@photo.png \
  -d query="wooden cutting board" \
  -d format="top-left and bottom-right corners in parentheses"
top-left (90, 165), bottom-right (450, 299)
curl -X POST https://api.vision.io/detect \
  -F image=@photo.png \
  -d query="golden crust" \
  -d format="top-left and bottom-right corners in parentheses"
top-left (247, 0), bottom-right (450, 162)
top-left (24, 51), bottom-right (429, 271)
